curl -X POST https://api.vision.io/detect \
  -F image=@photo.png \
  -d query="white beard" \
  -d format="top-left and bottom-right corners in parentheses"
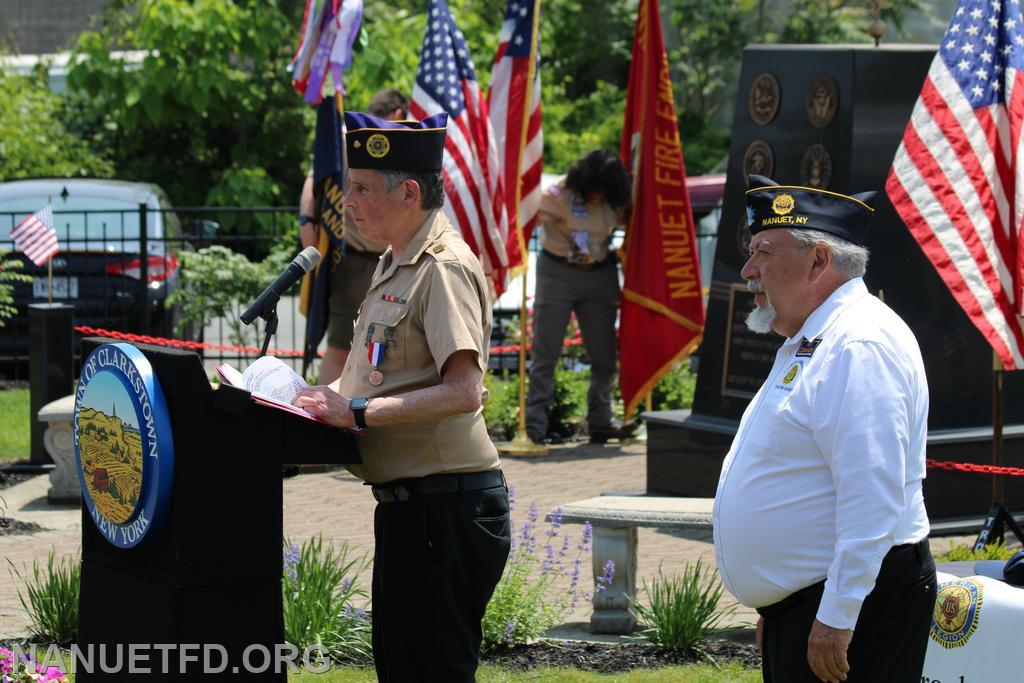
top-left (745, 281), bottom-right (777, 334)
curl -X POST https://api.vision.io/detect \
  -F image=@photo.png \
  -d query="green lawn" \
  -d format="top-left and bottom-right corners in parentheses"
top-left (0, 389), bottom-right (30, 462)
top-left (295, 662), bottom-right (762, 682)
top-left (59, 660), bottom-right (761, 682)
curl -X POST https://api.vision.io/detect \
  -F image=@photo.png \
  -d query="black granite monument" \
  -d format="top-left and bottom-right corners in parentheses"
top-left (647, 44), bottom-right (1024, 522)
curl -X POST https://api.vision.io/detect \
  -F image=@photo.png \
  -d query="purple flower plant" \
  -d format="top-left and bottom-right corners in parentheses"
top-left (283, 543), bottom-right (301, 591)
top-left (596, 560), bottom-right (616, 592)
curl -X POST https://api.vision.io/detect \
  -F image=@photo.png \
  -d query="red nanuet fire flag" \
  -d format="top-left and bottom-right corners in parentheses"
top-left (618, 0), bottom-right (705, 420)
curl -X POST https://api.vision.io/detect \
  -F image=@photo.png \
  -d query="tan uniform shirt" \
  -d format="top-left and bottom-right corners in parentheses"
top-left (343, 210), bottom-right (387, 254)
top-left (538, 176), bottom-right (623, 264)
top-left (338, 210), bottom-right (499, 483)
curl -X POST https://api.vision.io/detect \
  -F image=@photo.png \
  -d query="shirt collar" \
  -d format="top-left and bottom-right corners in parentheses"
top-left (788, 277), bottom-right (870, 344)
top-left (397, 209), bottom-right (447, 266)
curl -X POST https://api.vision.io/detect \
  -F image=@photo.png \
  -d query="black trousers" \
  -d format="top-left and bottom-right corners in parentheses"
top-left (371, 481), bottom-right (511, 682)
top-left (759, 539), bottom-right (937, 683)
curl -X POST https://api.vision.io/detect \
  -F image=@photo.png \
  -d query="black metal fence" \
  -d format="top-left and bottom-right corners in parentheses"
top-left (1, 204), bottom-right (720, 381)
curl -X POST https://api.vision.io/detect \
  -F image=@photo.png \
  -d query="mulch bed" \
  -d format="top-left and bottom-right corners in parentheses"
top-left (482, 639), bottom-right (761, 673)
top-left (0, 467), bottom-right (44, 535)
top-left (0, 516), bottom-right (44, 537)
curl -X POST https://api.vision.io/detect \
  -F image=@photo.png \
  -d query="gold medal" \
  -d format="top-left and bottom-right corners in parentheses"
top-left (368, 370), bottom-right (384, 386)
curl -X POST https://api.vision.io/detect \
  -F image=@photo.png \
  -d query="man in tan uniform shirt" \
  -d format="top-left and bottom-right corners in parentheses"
top-left (294, 110), bottom-right (510, 682)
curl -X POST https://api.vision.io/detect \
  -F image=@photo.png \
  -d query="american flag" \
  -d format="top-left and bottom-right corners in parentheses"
top-left (10, 206), bottom-right (59, 266)
top-left (887, 0), bottom-right (1024, 370)
top-left (487, 0), bottom-right (543, 272)
top-left (411, 0), bottom-right (511, 293)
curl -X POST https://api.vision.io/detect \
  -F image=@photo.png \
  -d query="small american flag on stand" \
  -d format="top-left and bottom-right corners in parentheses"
top-left (487, 0), bottom-right (543, 272)
top-left (887, 0), bottom-right (1024, 369)
top-left (10, 205), bottom-right (59, 266)
top-left (410, 0), bottom-right (511, 294)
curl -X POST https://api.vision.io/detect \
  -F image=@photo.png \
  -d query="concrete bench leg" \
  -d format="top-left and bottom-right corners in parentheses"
top-left (44, 420), bottom-right (79, 504)
top-left (590, 526), bottom-right (637, 634)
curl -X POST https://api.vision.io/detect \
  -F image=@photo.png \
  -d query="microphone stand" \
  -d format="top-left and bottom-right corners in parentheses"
top-left (258, 309), bottom-right (278, 359)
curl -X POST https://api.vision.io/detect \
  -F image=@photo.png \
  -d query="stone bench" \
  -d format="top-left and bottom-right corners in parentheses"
top-left (37, 394), bottom-right (79, 504)
top-left (546, 495), bottom-right (714, 635)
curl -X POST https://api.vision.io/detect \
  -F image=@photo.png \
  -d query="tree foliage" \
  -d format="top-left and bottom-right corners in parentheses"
top-left (0, 68), bottom-right (112, 181)
top-left (66, 0), bottom-right (312, 207)
top-left (43, 0), bottom-right (937, 209)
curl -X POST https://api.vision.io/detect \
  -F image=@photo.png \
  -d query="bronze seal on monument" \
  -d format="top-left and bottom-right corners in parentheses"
top-left (748, 73), bottom-right (781, 125)
top-left (799, 144), bottom-right (833, 189)
top-left (743, 140), bottom-right (775, 181)
top-left (806, 75), bottom-right (838, 128)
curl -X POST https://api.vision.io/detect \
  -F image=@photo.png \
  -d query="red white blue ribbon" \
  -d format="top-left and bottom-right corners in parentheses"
top-left (368, 341), bottom-right (385, 366)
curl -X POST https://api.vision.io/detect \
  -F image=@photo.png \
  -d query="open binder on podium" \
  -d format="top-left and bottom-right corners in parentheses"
top-left (75, 337), bottom-right (360, 681)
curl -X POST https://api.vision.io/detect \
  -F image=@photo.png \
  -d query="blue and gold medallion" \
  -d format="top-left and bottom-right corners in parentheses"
top-left (930, 578), bottom-right (984, 649)
top-left (74, 343), bottom-right (174, 549)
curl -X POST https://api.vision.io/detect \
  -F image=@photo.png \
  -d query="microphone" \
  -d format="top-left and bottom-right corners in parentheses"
top-left (240, 246), bottom-right (321, 325)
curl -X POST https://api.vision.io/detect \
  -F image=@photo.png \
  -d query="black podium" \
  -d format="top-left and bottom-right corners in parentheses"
top-left (75, 338), bottom-right (360, 681)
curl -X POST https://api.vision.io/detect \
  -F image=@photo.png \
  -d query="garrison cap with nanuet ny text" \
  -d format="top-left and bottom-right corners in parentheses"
top-left (344, 111), bottom-right (448, 171)
top-left (745, 175), bottom-right (877, 246)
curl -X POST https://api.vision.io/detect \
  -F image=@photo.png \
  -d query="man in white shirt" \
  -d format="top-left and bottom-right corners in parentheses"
top-left (713, 175), bottom-right (936, 683)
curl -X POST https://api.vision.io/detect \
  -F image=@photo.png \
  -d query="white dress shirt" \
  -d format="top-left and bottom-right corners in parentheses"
top-left (713, 277), bottom-right (930, 630)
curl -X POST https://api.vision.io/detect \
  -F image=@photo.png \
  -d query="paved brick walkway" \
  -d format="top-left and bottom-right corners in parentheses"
top-left (0, 441), bottom-right (984, 640)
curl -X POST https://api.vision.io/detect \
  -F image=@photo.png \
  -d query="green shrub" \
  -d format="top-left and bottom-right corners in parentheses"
top-left (0, 252), bottom-right (31, 329)
top-left (282, 536), bottom-right (372, 665)
top-left (631, 560), bottom-right (736, 653)
top-left (484, 371), bottom-right (520, 442)
top-left (934, 540), bottom-right (1018, 562)
top-left (7, 549), bottom-right (80, 644)
top-left (482, 492), bottom-right (613, 651)
top-left (651, 363), bottom-right (697, 411)
top-left (548, 366), bottom-right (589, 440)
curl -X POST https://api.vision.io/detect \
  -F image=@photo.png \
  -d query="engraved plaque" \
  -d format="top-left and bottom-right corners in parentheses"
top-left (799, 144), bottom-right (833, 189)
top-left (748, 73), bottom-right (781, 125)
top-left (742, 139), bottom-right (775, 181)
top-left (806, 75), bottom-right (839, 128)
top-left (721, 284), bottom-right (782, 399)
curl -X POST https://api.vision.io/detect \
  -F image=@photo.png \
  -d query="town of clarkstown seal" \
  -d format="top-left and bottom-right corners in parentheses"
top-left (74, 343), bottom-right (174, 549)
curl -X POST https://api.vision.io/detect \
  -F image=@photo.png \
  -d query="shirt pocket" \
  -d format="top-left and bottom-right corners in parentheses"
top-left (365, 303), bottom-right (410, 370)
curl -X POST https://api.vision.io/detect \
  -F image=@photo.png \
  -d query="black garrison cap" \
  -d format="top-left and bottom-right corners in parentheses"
top-left (344, 111), bottom-right (448, 171)
top-left (745, 175), bottom-right (877, 246)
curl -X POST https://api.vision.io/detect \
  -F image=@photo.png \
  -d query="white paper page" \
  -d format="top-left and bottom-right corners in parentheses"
top-left (241, 356), bottom-right (309, 403)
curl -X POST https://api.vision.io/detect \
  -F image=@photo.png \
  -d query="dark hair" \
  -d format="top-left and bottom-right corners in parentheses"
top-left (378, 170), bottom-right (446, 210)
top-left (366, 89), bottom-right (409, 119)
top-left (564, 150), bottom-right (631, 210)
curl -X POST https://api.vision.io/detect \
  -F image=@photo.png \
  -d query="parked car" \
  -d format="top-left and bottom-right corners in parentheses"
top-left (0, 178), bottom-right (188, 374)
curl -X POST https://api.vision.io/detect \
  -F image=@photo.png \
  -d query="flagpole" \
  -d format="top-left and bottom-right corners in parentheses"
top-left (973, 349), bottom-right (1024, 550)
top-left (499, 0), bottom-right (547, 457)
top-left (47, 195), bottom-right (53, 303)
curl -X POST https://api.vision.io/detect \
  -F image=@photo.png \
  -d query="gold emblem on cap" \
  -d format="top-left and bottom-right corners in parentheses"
top-left (367, 134), bottom-right (390, 159)
top-left (772, 193), bottom-right (795, 216)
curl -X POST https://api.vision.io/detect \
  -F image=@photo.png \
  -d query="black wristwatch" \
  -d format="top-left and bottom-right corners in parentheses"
top-left (350, 397), bottom-right (370, 430)
top-left (298, 214), bottom-right (317, 226)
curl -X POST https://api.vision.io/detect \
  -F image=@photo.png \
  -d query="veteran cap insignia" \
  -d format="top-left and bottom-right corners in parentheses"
top-left (367, 134), bottom-right (391, 159)
top-left (772, 193), bottom-right (795, 216)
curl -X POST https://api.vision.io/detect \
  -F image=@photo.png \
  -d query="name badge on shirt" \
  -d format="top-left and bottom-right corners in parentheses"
top-left (774, 360), bottom-right (804, 392)
top-left (571, 193), bottom-right (589, 218)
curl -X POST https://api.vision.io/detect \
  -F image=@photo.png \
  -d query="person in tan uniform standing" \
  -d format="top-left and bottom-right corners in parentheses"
top-left (293, 110), bottom-right (510, 682)
top-left (299, 89), bottom-right (409, 384)
top-left (525, 150), bottom-right (637, 444)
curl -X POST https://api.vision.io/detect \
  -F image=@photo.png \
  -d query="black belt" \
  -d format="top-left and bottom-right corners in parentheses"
top-left (755, 539), bottom-right (931, 618)
top-left (346, 247), bottom-right (382, 260)
top-left (370, 468), bottom-right (506, 503)
top-left (541, 249), bottom-right (614, 270)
